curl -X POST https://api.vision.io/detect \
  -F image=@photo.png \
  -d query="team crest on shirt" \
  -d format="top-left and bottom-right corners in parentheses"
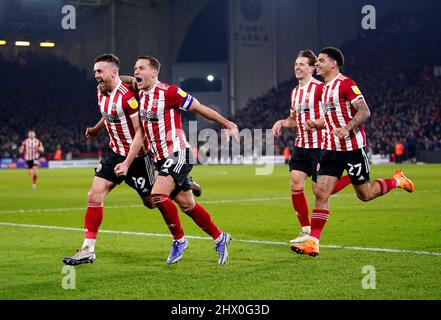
top-left (111, 103), bottom-right (117, 111)
top-left (127, 97), bottom-right (139, 109)
top-left (152, 99), bottom-right (159, 107)
top-left (351, 86), bottom-right (361, 95)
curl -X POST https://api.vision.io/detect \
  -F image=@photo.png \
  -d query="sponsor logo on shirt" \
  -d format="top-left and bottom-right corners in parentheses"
top-left (177, 88), bottom-right (188, 98)
top-left (352, 86), bottom-right (361, 95)
top-left (322, 102), bottom-right (336, 113)
top-left (128, 97), bottom-right (139, 109)
top-left (140, 110), bottom-right (159, 122)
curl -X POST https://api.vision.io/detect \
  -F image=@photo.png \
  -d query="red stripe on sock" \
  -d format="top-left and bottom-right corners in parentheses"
top-left (375, 178), bottom-right (397, 195)
top-left (310, 209), bottom-right (330, 240)
top-left (152, 194), bottom-right (184, 240)
top-left (32, 175), bottom-right (37, 184)
top-left (84, 202), bottom-right (103, 239)
top-left (185, 203), bottom-right (222, 240)
top-left (291, 189), bottom-right (310, 227)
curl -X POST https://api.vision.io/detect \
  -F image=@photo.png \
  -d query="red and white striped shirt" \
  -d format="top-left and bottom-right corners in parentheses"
top-left (98, 79), bottom-right (147, 157)
top-left (321, 73), bottom-right (367, 151)
top-left (290, 77), bottom-right (324, 149)
top-left (21, 138), bottom-right (42, 161)
top-left (139, 81), bottom-right (192, 161)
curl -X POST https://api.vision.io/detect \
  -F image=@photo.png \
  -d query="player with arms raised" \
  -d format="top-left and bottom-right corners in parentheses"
top-left (290, 47), bottom-right (414, 257)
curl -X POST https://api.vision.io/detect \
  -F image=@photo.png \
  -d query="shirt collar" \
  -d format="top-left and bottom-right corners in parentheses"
top-left (325, 73), bottom-right (341, 86)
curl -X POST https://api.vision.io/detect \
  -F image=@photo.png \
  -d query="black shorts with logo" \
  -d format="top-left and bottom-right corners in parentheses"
top-left (288, 146), bottom-right (321, 183)
top-left (155, 148), bottom-right (194, 193)
top-left (26, 160), bottom-right (38, 169)
top-left (95, 146), bottom-right (156, 196)
top-left (317, 147), bottom-right (371, 185)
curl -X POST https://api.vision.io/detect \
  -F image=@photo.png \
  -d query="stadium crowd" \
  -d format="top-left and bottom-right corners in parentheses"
top-left (1, 5), bottom-right (440, 162)
top-left (0, 52), bottom-right (106, 160)
top-left (233, 5), bottom-right (441, 161)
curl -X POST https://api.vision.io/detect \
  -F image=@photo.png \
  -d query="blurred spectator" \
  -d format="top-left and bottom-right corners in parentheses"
top-left (394, 141), bottom-right (405, 164)
top-left (54, 144), bottom-right (63, 161)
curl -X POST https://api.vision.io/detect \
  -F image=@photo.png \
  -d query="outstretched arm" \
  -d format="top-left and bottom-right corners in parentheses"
top-left (189, 99), bottom-right (239, 142)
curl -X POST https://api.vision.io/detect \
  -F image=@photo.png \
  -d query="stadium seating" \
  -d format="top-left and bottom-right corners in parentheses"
top-left (232, 5), bottom-right (441, 161)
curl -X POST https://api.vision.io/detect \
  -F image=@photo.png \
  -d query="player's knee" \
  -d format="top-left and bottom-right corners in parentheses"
top-left (142, 197), bottom-right (156, 209)
top-left (290, 180), bottom-right (304, 192)
top-left (176, 197), bottom-right (195, 212)
top-left (315, 187), bottom-right (330, 203)
top-left (356, 192), bottom-right (371, 202)
top-left (87, 189), bottom-right (104, 203)
top-left (178, 199), bottom-right (194, 212)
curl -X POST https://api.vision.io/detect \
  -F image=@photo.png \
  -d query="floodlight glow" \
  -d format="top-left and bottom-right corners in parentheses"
top-left (207, 74), bottom-right (214, 82)
top-left (15, 41), bottom-right (30, 47)
top-left (40, 41), bottom-right (55, 48)
top-left (0, 40), bottom-right (6, 46)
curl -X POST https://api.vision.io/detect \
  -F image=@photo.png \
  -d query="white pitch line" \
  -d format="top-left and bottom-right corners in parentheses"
top-left (0, 221), bottom-right (440, 257)
top-left (0, 189), bottom-right (438, 216)
top-left (0, 197), bottom-right (289, 215)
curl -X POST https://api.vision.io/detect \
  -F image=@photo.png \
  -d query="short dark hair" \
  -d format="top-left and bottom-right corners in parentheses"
top-left (320, 47), bottom-right (344, 68)
top-left (297, 50), bottom-right (317, 66)
top-left (94, 53), bottom-right (120, 68)
top-left (137, 55), bottom-right (161, 72)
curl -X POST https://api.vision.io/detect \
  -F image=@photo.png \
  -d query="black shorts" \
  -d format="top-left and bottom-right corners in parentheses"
top-left (26, 160), bottom-right (38, 169)
top-left (317, 147), bottom-right (371, 185)
top-left (155, 148), bottom-right (194, 193)
top-left (95, 147), bottom-right (156, 196)
top-left (288, 147), bottom-right (320, 183)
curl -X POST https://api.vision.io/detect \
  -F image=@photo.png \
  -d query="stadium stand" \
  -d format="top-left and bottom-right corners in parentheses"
top-left (233, 4), bottom-right (441, 161)
top-left (1, 5), bottom-right (440, 162)
top-left (0, 52), bottom-right (106, 160)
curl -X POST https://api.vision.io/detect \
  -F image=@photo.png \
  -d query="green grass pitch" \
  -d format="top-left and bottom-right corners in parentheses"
top-left (0, 164), bottom-right (440, 300)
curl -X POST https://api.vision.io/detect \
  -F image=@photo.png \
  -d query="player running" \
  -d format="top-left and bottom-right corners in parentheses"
top-left (290, 47), bottom-right (414, 257)
top-left (19, 130), bottom-right (44, 189)
top-left (115, 55), bottom-right (238, 265)
top-left (272, 50), bottom-right (350, 244)
top-left (63, 54), bottom-right (170, 265)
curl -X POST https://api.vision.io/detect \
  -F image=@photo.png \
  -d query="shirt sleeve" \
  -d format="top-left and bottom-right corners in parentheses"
top-left (122, 90), bottom-right (140, 116)
top-left (342, 79), bottom-right (364, 105)
top-left (169, 85), bottom-right (194, 111)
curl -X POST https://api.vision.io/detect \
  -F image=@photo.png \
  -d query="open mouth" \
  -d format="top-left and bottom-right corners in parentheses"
top-left (135, 77), bottom-right (142, 83)
top-left (97, 78), bottom-right (105, 85)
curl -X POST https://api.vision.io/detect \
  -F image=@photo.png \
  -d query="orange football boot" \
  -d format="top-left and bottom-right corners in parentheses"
top-left (290, 239), bottom-right (319, 257)
top-left (393, 170), bottom-right (414, 193)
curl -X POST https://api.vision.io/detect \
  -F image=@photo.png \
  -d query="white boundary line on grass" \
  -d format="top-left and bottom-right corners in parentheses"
top-left (0, 221), bottom-right (440, 257)
top-left (0, 197), bottom-right (289, 215)
top-left (0, 190), bottom-right (438, 215)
